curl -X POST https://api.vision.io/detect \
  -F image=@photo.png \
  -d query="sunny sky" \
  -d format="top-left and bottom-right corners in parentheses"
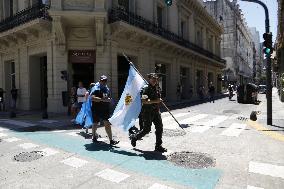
top-left (238, 0), bottom-right (278, 42)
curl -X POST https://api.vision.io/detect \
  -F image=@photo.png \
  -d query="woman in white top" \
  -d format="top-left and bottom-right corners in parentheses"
top-left (77, 81), bottom-right (87, 112)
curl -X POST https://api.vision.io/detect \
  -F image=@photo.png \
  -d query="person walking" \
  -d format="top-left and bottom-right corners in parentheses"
top-left (90, 75), bottom-right (119, 146)
top-left (70, 87), bottom-right (77, 122)
top-left (129, 73), bottom-right (167, 153)
top-left (208, 82), bottom-right (215, 103)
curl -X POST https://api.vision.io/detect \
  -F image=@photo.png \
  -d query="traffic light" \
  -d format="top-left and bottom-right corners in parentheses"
top-left (60, 70), bottom-right (68, 81)
top-left (263, 32), bottom-right (273, 56)
top-left (165, 0), bottom-right (172, 6)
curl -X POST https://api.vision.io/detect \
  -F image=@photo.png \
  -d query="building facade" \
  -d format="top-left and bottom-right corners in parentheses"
top-left (204, 0), bottom-right (254, 85)
top-left (276, 0), bottom-right (284, 101)
top-left (249, 27), bottom-right (264, 84)
top-left (0, 0), bottom-right (225, 113)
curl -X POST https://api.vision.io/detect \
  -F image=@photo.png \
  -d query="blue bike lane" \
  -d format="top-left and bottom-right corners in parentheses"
top-left (12, 130), bottom-right (222, 189)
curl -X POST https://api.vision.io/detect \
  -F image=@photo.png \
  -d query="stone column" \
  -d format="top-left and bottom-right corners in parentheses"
top-left (18, 46), bottom-right (30, 110)
top-left (202, 28), bottom-right (207, 49)
top-left (0, 53), bottom-right (3, 87)
top-left (189, 14), bottom-right (195, 43)
top-left (48, 44), bottom-right (68, 113)
top-left (13, 0), bottom-right (18, 14)
top-left (0, 0), bottom-right (3, 21)
top-left (110, 41), bottom-right (118, 100)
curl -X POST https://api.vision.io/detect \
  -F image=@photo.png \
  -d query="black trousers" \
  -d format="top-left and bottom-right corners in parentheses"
top-left (134, 110), bottom-right (163, 147)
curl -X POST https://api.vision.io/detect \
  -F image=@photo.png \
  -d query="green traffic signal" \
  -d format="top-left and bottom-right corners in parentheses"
top-left (165, 0), bottom-right (172, 6)
top-left (263, 32), bottom-right (273, 55)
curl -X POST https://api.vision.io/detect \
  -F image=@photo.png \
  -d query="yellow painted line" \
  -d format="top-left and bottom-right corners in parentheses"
top-left (247, 120), bottom-right (284, 142)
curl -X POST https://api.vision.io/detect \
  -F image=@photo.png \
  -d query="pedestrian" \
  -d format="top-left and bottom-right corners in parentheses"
top-left (90, 75), bottom-right (119, 146)
top-left (129, 73), bottom-right (167, 153)
top-left (70, 87), bottom-right (77, 122)
top-left (198, 85), bottom-right (204, 100)
top-left (208, 82), bottom-right (215, 103)
top-left (77, 81), bottom-right (87, 112)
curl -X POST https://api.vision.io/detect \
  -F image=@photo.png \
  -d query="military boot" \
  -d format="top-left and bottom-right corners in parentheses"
top-left (155, 146), bottom-right (167, 153)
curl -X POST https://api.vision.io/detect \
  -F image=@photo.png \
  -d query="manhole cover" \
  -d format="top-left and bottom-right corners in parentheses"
top-left (14, 151), bottom-right (43, 162)
top-left (163, 129), bottom-right (186, 137)
top-left (167, 151), bottom-right (215, 169)
top-left (223, 110), bottom-right (240, 114)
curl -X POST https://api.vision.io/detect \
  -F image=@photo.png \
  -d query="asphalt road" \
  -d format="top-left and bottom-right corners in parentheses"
top-left (0, 92), bottom-right (283, 189)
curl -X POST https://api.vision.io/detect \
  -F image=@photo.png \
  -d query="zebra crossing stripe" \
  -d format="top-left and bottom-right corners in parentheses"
top-left (61, 157), bottom-right (88, 168)
top-left (221, 123), bottom-right (246, 137)
top-left (3, 137), bottom-right (21, 142)
top-left (39, 148), bottom-right (59, 157)
top-left (247, 185), bottom-right (264, 189)
top-left (18, 143), bottom-right (39, 149)
top-left (0, 133), bottom-right (8, 137)
top-left (162, 113), bottom-right (189, 122)
top-left (191, 115), bottom-right (228, 133)
top-left (0, 128), bottom-right (7, 132)
top-left (249, 161), bottom-right (284, 179)
top-left (95, 168), bottom-right (130, 183)
top-left (148, 183), bottom-right (175, 189)
top-left (180, 114), bottom-right (208, 124)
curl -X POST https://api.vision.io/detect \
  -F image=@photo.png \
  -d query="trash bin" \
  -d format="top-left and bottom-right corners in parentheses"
top-left (237, 83), bottom-right (258, 104)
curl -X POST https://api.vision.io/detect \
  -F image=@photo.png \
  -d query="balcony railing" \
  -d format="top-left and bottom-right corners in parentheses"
top-left (0, 3), bottom-right (51, 33)
top-left (109, 7), bottom-right (226, 64)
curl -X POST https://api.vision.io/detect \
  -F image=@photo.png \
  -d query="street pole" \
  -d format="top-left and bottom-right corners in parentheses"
top-left (240, 0), bottom-right (272, 125)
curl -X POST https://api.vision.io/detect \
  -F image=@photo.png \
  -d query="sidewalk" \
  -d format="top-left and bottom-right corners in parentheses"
top-left (255, 88), bottom-right (284, 130)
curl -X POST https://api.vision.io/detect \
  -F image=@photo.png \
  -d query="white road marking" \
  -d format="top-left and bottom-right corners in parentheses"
top-left (95, 168), bottom-right (130, 183)
top-left (247, 185), bottom-right (264, 189)
top-left (97, 137), bottom-right (108, 142)
top-left (66, 132), bottom-right (79, 137)
top-left (117, 141), bottom-right (134, 150)
top-left (148, 183), bottom-right (175, 189)
top-left (61, 157), bottom-right (88, 168)
top-left (162, 113), bottom-right (189, 122)
top-left (39, 148), bottom-right (59, 157)
top-left (18, 143), bottom-right (39, 149)
top-left (249, 161), bottom-right (284, 179)
top-left (180, 114), bottom-right (208, 124)
top-left (3, 137), bottom-right (21, 142)
top-left (38, 120), bottom-right (58, 124)
top-left (191, 115), bottom-right (228, 133)
top-left (52, 130), bottom-right (66, 133)
top-left (1, 120), bottom-right (36, 127)
top-left (0, 128), bottom-right (7, 132)
top-left (0, 133), bottom-right (8, 137)
top-left (221, 123), bottom-right (246, 137)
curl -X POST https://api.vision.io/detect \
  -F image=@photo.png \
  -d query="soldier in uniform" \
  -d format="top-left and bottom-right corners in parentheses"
top-left (129, 73), bottom-right (167, 153)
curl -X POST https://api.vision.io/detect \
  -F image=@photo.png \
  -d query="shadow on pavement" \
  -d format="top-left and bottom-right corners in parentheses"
top-left (84, 143), bottom-right (167, 160)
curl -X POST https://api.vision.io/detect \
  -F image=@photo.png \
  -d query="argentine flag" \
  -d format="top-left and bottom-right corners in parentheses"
top-left (109, 65), bottom-right (146, 131)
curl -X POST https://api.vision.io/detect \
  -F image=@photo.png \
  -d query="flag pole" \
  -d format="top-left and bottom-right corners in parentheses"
top-left (122, 53), bottom-right (185, 131)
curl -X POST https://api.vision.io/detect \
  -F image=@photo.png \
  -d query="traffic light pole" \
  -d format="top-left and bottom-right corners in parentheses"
top-left (241, 0), bottom-right (272, 125)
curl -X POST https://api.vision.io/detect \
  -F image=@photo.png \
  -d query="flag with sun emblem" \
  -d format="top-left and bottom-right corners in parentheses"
top-left (109, 65), bottom-right (146, 131)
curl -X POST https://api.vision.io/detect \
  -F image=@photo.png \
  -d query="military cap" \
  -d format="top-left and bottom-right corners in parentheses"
top-left (147, 73), bottom-right (159, 79)
top-left (100, 75), bottom-right (108, 81)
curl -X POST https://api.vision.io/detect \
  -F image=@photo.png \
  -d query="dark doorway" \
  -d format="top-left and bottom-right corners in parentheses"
top-left (72, 63), bottom-right (94, 89)
top-left (117, 56), bottom-right (130, 97)
top-left (40, 56), bottom-right (48, 111)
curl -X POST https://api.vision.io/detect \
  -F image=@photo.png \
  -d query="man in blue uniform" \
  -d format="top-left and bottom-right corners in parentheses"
top-left (129, 73), bottom-right (167, 153)
top-left (90, 75), bottom-right (119, 146)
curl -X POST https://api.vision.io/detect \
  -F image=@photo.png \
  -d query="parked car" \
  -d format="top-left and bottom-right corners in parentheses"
top-left (237, 83), bottom-right (258, 104)
top-left (258, 85), bottom-right (266, 94)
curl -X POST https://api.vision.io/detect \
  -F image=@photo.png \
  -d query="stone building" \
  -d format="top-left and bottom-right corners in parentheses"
top-left (204, 0), bottom-right (254, 85)
top-left (249, 27), bottom-right (263, 83)
top-left (0, 0), bottom-right (225, 113)
top-left (276, 0), bottom-right (284, 101)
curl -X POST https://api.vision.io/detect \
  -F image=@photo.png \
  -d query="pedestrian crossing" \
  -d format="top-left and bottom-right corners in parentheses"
top-left (0, 128), bottom-right (181, 189)
top-left (146, 111), bottom-right (248, 137)
top-left (1, 121), bottom-right (284, 189)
